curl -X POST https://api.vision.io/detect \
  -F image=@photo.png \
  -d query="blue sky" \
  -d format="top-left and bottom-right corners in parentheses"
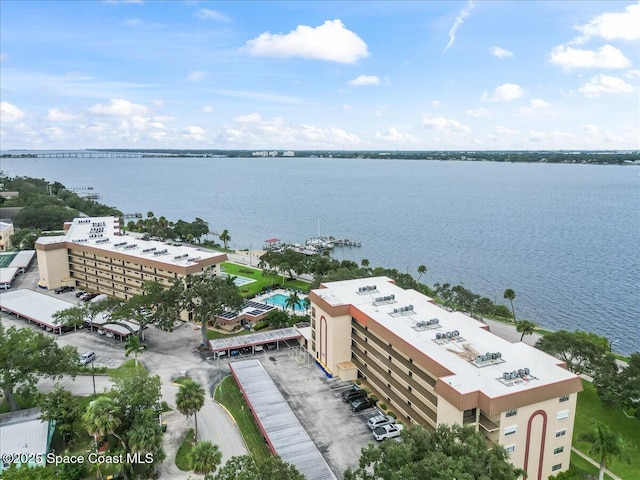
top-left (1, 1), bottom-right (638, 150)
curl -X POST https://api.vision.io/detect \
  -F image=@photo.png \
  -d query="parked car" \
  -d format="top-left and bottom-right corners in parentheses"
top-left (350, 397), bottom-right (376, 412)
top-left (372, 423), bottom-right (404, 441)
top-left (342, 386), bottom-right (367, 403)
top-left (55, 286), bottom-right (74, 294)
top-left (254, 345), bottom-right (264, 353)
top-left (75, 290), bottom-right (87, 298)
top-left (230, 350), bottom-right (240, 356)
top-left (79, 351), bottom-right (96, 366)
top-left (367, 414), bottom-right (395, 430)
top-left (265, 342), bottom-right (277, 350)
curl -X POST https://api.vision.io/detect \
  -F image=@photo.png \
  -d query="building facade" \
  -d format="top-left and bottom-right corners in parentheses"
top-left (35, 217), bottom-right (227, 301)
top-left (309, 277), bottom-right (582, 480)
top-left (0, 222), bottom-right (14, 251)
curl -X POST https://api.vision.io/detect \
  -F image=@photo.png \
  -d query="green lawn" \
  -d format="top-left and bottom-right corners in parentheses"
top-left (214, 375), bottom-right (271, 462)
top-left (573, 379), bottom-right (640, 480)
top-left (222, 261), bottom-right (310, 296)
top-left (175, 429), bottom-right (195, 471)
top-left (207, 327), bottom-right (256, 340)
top-left (568, 451), bottom-right (615, 480)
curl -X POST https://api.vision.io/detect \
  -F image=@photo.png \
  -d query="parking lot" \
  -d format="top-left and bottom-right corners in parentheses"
top-left (259, 350), bottom-right (379, 479)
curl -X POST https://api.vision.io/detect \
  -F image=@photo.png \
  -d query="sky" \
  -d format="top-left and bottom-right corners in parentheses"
top-left (1, 0), bottom-right (639, 151)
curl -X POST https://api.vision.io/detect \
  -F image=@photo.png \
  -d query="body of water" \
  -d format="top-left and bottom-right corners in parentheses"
top-left (2, 155), bottom-right (638, 354)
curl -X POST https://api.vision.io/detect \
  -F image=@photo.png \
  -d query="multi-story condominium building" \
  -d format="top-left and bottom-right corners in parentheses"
top-left (309, 276), bottom-right (582, 480)
top-left (0, 221), bottom-right (14, 251)
top-left (35, 217), bottom-right (227, 304)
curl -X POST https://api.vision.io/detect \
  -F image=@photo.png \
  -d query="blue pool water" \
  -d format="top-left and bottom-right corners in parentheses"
top-left (263, 293), bottom-right (306, 311)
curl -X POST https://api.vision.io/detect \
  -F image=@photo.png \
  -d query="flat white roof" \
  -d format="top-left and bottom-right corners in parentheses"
top-left (10, 250), bottom-right (36, 269)
top-left (314, 277), bottom-right (578, 398)
top-left (0, 408), bottom-right (50, 460)
top-left (0, 267), bottom-right (19, 285)
top-left (36, 216), bottom-right (226, 268)
top-left (0, 289), bottom-right (73, 329)
top-left (91, 313), bottom-right (140, 336)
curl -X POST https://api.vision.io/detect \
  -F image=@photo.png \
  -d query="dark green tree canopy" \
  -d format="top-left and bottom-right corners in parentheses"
top-left (535, 330), bottom-right (610, 375)
top-left (0, 324), bottom-right (79, 411)
top-left (344, 424), bottom-right (522, 480)
top-left (213, 455), bottom-right (304, 480)
top-left (594, 353), bottom-right (640, 418)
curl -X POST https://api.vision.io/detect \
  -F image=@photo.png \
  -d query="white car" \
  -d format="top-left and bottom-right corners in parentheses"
top-left (367, 414), bottom-right (395, 430)
top-left (372, 423), bottom-right (404, 441)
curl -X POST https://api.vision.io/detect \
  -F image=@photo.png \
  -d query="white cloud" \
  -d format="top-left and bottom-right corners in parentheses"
top-left (342, 104), bottom-right (353, 112)
top-left (574, 2), bottom-right (640, 43)
top-left (626, 69), bottom-right (640, 79)
top-left (182, 125), bottom-right (205, 140)
top-left (582, 124), bottom-right (599, 135)
top-left (44, 108), bottom-right (80, 121)
top-left (578, 74), bottom-right (634, 98)
top-left (549, 45), bottom-right (630, 71)
top-left (466, 107), bottom-right (490, 118)
top-left (530, 98), bottom-right (551, 109)
top-left (0, 101), bottom-right (26, 122)
top-left (431, 100), bottom-right (441, 108)
top-left (489, 46), bottom-right (513, 58)
top-left (481, 83), bottom-right (523, 102)
top-left (88, 99), bottom-right (150, 116)
top-left (375, 127), bottom-right (418, 143)
top-left (195, 9), bottom-right (230, 22)
top-left (201, 106), bottom-right (215, 113)
top-left (233, 113), bottom-right (262, 123)
top-left (443, 0), bottom-right (475, 53)
top-left (423, 115), bottom-right (470, 134)
top-left (152, 100), bottom-right (165, 108)
top-left (245, 19), bottom-right (369, 64)
top-left (494, 126), bottom-right (519, 136)
top-left (44, 126), bottom-right (66, 139)
top-left (348, 75), bottom-right (380, 86)
top-left (188, 71), bottom-right (208, 81)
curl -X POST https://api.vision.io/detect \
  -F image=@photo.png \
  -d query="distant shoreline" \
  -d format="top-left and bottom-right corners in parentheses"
top-left (2, 149), bottom-right (639, 165)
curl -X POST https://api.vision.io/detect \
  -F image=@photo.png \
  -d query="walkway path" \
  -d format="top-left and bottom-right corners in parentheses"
top-left (571, 447), bottom-right (622, 480)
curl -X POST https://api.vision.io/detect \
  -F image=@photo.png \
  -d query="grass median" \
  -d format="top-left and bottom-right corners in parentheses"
top-left (214, 375), bottom-right (271, 462)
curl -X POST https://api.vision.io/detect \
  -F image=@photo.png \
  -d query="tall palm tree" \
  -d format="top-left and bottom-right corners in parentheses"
top-left (417, 265), bottom-right (427, 283)
top-left (579, 421), bottom-right (633, 480)
top-left (503, 288), bottom-right (517, 322)
top-left (176, 379), bottom-right (205, 441)
top-left (124, 335), bottom-right (147, 367)
top-left (191, 440), bottom-right (222, 475)
top-left (285, 292), bottom-right (301, 315)
top-left (516, 320), bottom-right (537, 342)
top-left (361, 259), bottom-right (370, 268)
top-left (83, 396), bottom-right (128, 470)
top-left (219, 229), bottom-right (231, 250)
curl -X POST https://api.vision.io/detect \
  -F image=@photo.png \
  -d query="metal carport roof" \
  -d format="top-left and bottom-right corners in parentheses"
top-left (208, 327), bottom-right (301, 352)
top-left (229, 359), bottom-right (337, 480)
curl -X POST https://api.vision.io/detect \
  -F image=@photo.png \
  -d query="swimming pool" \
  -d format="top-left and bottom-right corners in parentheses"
top-left (220, 272), bottom-right (255, 286)
top-left (263, 293), bottom-right (307, 311)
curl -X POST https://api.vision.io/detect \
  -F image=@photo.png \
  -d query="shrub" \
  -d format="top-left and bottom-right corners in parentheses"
top-left (388, 412), bottom-right (397, 418)
top-left (253, 321), bottom-right (269, 331)
top-left (355, 379), bottom-right (362, 385)
top-left (379, 403), bottom-right (387, 410)
top-left (370, 395), bottom-right (378, 403)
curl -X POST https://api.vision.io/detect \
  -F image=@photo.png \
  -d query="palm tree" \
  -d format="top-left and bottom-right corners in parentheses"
top-left (303, 297), bottom-right (311, 313)
top-left (191, 440), bottom-right (222, 475)
top-left (176, 379), bottom-right (205, 441)
top-left (516, 320), bottom-right (537, 342)
top-left (361, 258), bottom-right (370, 268)
top-left (285, 292), bottom-right (301, 315)
top-left (219, 229), bottom-right (231, 250)
top-left (579, 421), bottom-right (633, 480)
top-left (417, 265), bottom-right (427, 283)
top-left (83, 397), bottom-right (127, 453)
top-left (503, 288), bottom-right (517, 322)
top-left (124, 335), bottom-right (147, 367)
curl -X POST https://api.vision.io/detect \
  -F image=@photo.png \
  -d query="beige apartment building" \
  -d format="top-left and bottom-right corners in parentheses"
top-left (309, 277), bottom-right (582, 480)
top-left (35, 217), bottom-right (227, 301)
top-left (0, 222), bottom-right (14, 251)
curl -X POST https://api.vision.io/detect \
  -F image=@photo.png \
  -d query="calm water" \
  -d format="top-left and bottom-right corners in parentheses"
top-left (2, 156), bottom-right (639, 354)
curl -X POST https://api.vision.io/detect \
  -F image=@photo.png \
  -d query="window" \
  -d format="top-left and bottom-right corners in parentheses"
top-left (505, 445), bottom-right (516, 454)
top-left (506, 408), bottom-right (518, 417)
top-left (311, 307), bottom-right (316, 318)
top-left (555, 429), bottom-right (567, 438)
top-left (559, 394), bottom-right (570, 402)
top-left (554, 447), bottom-right (564, 455)
top-left (504, 425), bottom-right (517, 436)
top-left (552, 464), bottom-right (562, 472)
top-left (557, 410), bottom-right (569, 421)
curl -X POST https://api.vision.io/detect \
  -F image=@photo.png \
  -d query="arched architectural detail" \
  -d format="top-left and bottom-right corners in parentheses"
top-left (319, 315), bottom-right (328, 365)
top-left (523, 409), bottom-right (548, 480)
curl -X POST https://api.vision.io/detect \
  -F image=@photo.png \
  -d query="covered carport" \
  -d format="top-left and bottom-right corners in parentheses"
top-left (0, 289), bottom-right (73, 334)
top-left (208, 327), bottom-right (302, 357)
top-left (229, 359), bottom-right (338, 480)
top-left (88, 314), bottom-right (141, 341)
